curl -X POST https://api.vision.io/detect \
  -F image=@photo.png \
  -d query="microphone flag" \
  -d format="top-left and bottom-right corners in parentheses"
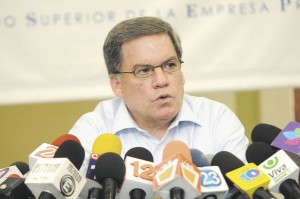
top-left (25, 158), bottom-right (86, 199)
top-left (198, 166), bottom-right (229, 199)
top-left (271, 121), bottom-right (300, 155)
top-left (153, 153), bottom-right (201, 199)
top-left (258, 149), bottom-right (299, 193)
top-left (226, 163), bottom-right (270, 198)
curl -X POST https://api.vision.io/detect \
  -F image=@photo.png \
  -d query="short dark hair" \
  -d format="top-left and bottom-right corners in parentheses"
top-left (103, 16), bottom-right (182, 75)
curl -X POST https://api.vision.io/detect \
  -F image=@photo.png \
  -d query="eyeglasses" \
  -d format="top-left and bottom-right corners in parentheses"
top-left (113, 59), bottom-right (184, 78)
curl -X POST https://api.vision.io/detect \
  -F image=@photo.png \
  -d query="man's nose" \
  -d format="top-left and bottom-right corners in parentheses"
top-left (152, 67), bottom-right (168, 87)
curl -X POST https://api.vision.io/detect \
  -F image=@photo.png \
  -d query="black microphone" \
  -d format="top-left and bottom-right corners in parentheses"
top-left (211, 151), bottom-right (275, 199)
top-left (246, 142), bottom-right (300, 199)
top-left (251, 123), bottom-right (300, 167)
top-left (251, 123), bottom-right (281, 144)
top-left (246, 142), bottom-right (278, 165)
top-left (124, 147), bottom-right (154, 162)
top-left (94, 152), bottom-right (126, 199)
top-left (25, 140), bottom-right (86, 199)
top-left (10, 161), bottom-right (30, 176)
top-left (119, 147), bottom-right (155, 199)
top-left (211, 151), bottom-right (248, 199)
top-left (0, 162), bottom-right (34, 199)
top-left (53, 140), bottom-right (85, 170)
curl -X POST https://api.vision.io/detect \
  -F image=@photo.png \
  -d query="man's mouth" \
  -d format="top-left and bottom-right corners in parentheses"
top-left (156, 94), bottom-right (171, 101)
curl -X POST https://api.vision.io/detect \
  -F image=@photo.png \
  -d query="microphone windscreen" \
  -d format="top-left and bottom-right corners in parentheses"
top-left (211, 151), bottom-right (244, 187)
top-left (162, 140), bottom-right (192, 162)
top-left (94, 152), bottom-right (126, 186)
top-left (190, 148), bottom-right (210, 167)
top-left (92, 133), bottom-right (122, 155)
top-left (246, 142), bottom-right (278, 165)
top-left (10, 161), bottom-right (29, 175)
top-left (53, 140), bottom-right (85, 170)
top-left (251, 123), bottom-right (281, 144)
top-left (51, 134), bottom-right (81, 146)
top-left (124, 147), bottom-right (154, 162)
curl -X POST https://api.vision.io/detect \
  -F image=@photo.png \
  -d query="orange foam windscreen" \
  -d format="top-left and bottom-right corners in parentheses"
top-left (162, 140), bottom-right (192, 162)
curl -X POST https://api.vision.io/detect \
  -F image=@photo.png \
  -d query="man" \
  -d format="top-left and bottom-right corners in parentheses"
top-left (69, 16), bottom-right (249, 173)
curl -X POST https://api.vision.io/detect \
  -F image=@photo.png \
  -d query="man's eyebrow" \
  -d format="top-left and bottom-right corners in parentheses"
top-left (132, 57), bottom-right (178, 69)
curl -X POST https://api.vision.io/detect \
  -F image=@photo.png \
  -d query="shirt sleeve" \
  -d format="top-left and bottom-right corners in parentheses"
top-left (68, 112), bottom-right (103, 175)
top-left (213, 104), bottom-right (249, 163)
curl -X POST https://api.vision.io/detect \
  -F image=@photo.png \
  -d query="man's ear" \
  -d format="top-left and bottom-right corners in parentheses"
top-left (109, 75), bottom-right (123, 97)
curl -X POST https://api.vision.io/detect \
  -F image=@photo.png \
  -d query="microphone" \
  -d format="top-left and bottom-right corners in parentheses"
top-left (0, 162), bottom-right (34, 199)
top-left (56, 140), bottom-right (102, 199)
top-left (0, 165), bottom-right (23, 185)
top-left (25, 140), bottom-right (87, 199)
top-left (246, 142), bottom-right (278, 165)
top-left (153, 140), bottom-right (201, 199)
top-left (208, 151), bottom-right (247, 199)
top-left (85, 134), bottom-right (122, 199)
top-left (94, 152), bottom-right (126, 199)
top-left (190, 148), bottom-right (210, 167)
top-left (28, 134), bottom-right (81, 170)
top-left (251, 123), bottom-right (281, 144)
top-left (118, 147), bottom-right (155, 199)
top-left (251, 123), bottom-right (300, 167)
top-left (52, 134), bottom-right (81, 146)
top-left (10, 161), bottom-right (30, 175)
top-left (53, 140), bottom-right (85, 170)
top-left (246, 142), bottom-right (300, 198)
top-left (190, 149), bottom-right (229, 199)
top-left (28, 143), bottom-right (58, 170)
top-left (211, 151), bottom-right (275, 199)
top-left (86, 133), bottom-right (122, 180)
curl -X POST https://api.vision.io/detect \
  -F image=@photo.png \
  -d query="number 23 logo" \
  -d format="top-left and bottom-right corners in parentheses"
top-left (201, 170), bottom-right (221, 186)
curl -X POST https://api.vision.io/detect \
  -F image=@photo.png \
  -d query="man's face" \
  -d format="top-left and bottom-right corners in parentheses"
top-left (110, 33), bottom-right (185, 124)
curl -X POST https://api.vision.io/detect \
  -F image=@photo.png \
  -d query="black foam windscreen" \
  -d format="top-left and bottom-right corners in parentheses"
top-left (211, 151), bottom-right (245, 187)
top-left (246, 142), bottom-right (278, 165)
top-left (251, 123), bottom-right (281, 144)
top-left (10, 161), bottom-right (29, 175)
top-left (124, 147), bottom-right (154, 162)
top-left (94, 152), bottom-right (126, 187)
top-left (53, 140), bottom-right (85, 170)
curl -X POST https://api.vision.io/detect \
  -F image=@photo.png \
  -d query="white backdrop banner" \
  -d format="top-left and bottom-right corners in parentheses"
top-left (1, 0), bottom-right (300, 104)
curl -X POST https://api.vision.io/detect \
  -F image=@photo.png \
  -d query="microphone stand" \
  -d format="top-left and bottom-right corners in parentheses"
top-left (170, 187), bottom-right (184, 199)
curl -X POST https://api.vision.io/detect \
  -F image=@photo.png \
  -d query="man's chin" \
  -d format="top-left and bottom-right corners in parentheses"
top-left (155, 110), bottom-right (178, 121)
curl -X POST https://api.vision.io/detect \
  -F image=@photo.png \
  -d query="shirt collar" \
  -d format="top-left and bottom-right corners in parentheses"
top-left (169, 97), bottom-right (202, 129)
top-left (112, 100), bottom-right (136, 133)
top-left (112, 96), bottom-right (202, 133)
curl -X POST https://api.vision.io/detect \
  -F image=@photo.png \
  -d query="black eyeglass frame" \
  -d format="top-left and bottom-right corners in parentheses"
top-left (113, 59), bottom-right (184, 78)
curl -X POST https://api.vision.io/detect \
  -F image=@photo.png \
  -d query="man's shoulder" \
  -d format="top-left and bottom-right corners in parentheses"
top-left (184, 94), bottom-right (226, 109)
top-left (95, 97), bottom-right (122, 107)
top-left (77, 98), bottom-right (123, 121)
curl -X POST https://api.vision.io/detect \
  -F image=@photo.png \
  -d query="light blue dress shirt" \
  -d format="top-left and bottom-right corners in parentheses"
top-left (69, 94), bottom-right (249, 174)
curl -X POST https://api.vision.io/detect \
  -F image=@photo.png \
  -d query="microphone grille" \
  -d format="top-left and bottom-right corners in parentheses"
top-left (246, 142), bottom-right (278, 165)
top-left (211, 151), bottom-right (245, 187)
top-left (251, 123), bottom-right (281, 144)
top-left (163, 140), bottom-right (192, 162)
top-left (95, 152), bottom-right (126, 187)
top-left (124, 147), bottom-right (154, 162)
top-left (10, 161), bottom-right (29, 175)
top-left (53, 140), bottom-right (85, 170)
